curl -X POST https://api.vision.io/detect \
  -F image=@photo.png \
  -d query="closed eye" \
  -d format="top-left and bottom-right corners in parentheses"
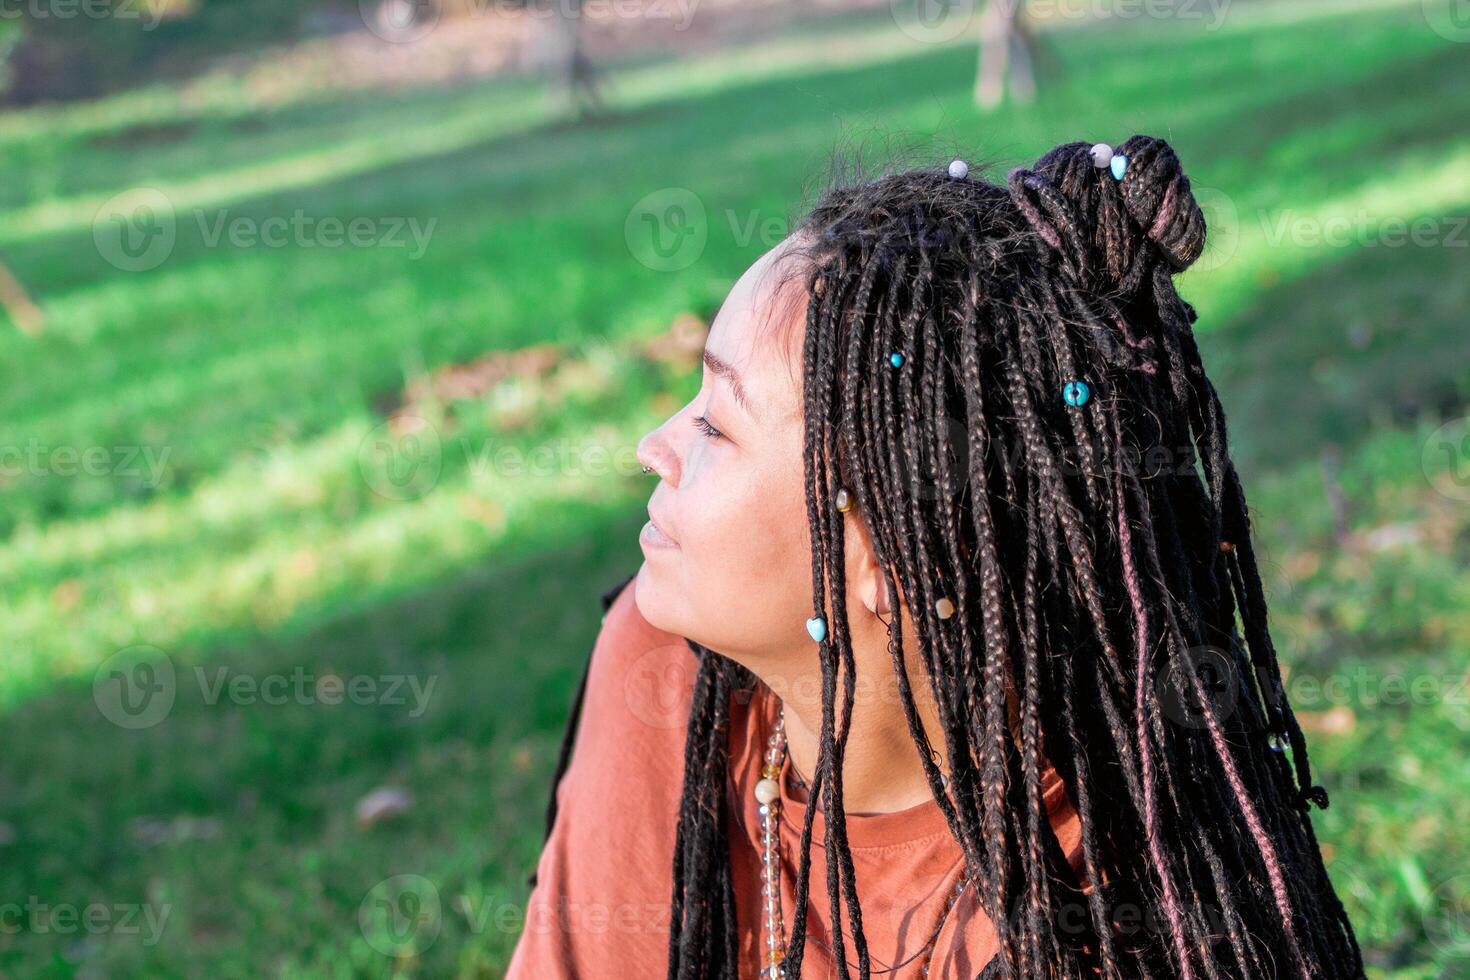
top-left (691, 415), bottom-right (725, 441)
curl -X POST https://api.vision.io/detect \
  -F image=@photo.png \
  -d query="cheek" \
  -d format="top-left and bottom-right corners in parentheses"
top-left (663, 457), bottom-right (814, 650)
top-left (686, 465), bottom-right (807, 578)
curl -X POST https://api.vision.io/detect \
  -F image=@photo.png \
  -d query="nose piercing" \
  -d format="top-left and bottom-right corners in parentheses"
top-left (641, 465), bottom-right (653, 474)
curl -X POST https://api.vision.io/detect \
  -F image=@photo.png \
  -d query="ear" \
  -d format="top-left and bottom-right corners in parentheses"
top-left (845, 510), bottom-right (896, 619)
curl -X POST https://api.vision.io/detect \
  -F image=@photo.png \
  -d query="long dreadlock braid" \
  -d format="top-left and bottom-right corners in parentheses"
top-left (539, 134), bottom-right (1364, 979)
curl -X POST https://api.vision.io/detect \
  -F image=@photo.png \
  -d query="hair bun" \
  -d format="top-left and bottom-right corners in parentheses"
top-left (1110, 135), bottom-right (1205, 271)
top-left (1007, 134), bottom-right (1206, 295)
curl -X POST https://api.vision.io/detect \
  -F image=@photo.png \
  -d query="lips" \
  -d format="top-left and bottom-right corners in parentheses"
top-left (643, 511), bottom-right (676, 549)
top-left (646, 510), bottom-right (677, 545)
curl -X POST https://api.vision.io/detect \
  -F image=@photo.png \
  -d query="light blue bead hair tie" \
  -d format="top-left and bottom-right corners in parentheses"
top-left (805, 616), bottom-right (827, 642)
top-left (1063, 380), bottom-right (1091, 407)
top-left (889, 351), bottom-right (905, 368)
top-left (1090, 142), bottom-right (1127, 181)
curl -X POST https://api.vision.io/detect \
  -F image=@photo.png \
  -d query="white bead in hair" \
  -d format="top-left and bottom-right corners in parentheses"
top-left (1090, 142), bottom-right (1114, 168)
top-left (947, 158), bottom-right (969, 179)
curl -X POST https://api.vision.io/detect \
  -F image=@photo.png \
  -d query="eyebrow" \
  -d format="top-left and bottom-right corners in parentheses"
top-left (702, 349), bottom-right (758, 422)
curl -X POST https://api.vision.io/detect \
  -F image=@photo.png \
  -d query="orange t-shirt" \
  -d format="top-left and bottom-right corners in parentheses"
top-left (506, 576), bottom-right (1086, 979)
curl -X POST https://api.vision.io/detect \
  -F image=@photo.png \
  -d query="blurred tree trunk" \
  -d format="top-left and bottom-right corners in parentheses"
top-left (975, 0), bottom-right (1037, 109)
top-left (549, 0), bottom-right (606, 119)
top-left (0, 259), bottom-right (43, 336)
top-left (1320, 445), bottom-right (1354, 548)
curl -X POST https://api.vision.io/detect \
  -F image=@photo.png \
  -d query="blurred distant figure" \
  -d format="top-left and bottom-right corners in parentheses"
top-left (522, 0), bottom-right (607, 118)
top-left (545, 0), bottom-right (607, 119)
top-left (975, 0), bottom-right (1037, 109)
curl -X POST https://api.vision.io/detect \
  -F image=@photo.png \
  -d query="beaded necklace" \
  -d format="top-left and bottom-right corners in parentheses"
top-left (754, 705), bottom-right (970, 979)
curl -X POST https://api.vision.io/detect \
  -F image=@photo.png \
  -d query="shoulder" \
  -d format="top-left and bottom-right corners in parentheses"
top-left (506, 573), bottom-right (694, 976)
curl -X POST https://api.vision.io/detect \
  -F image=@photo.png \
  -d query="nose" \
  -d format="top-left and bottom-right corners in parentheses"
top-left (636, 423), bottom-right (681, 487)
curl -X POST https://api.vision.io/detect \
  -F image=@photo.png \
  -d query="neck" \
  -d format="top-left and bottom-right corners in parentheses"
top-left (756, 611), bottom-right (948, 815)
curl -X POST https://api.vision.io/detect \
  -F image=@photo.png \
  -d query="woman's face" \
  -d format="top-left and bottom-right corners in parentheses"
top-left (633, 236), bottom-right (829, 666)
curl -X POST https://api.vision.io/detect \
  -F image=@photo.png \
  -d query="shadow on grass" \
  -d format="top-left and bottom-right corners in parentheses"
top-left (0, 499), bottom-right (649, 974)
top-left (1202, 205), bottom-right (1470, 479)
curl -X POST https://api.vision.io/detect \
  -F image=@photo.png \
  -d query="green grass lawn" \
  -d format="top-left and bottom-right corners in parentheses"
top-left (0, 0), bottom-right (1467, 975)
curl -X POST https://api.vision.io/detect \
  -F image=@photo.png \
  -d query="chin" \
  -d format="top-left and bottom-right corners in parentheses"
top-left (632, 562), bottom-right (677, 635)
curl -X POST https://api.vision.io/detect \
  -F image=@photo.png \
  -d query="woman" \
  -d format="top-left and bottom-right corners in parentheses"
top-left (508, 135), bottom-right (1364, 978)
